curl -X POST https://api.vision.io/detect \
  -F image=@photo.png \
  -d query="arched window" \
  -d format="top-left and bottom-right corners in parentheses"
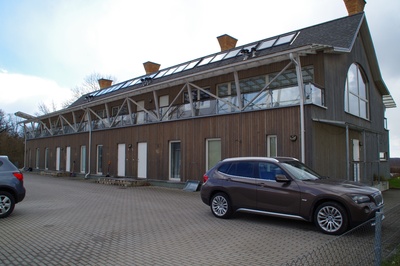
top-left (344, 63), bottom-right (369, 119)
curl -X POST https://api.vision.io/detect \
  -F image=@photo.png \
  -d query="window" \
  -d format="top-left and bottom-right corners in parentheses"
top-left (56, 147), bottom-right (61, 171)
top-left (344, 63), bottom-right (369, 119)
top-left (169, 141), bottom-right (181, 180)
top-left (379, 152), bottom-right (387, 161)
top-left (206, 139), bottom-right (221, 171)
top-left (267, 135), bottom-right (277, 157)
top-left (44, 148), bottom-right (49, 170)
top-left (136, 100), bottom-right (145, 124)
top-left (226, 162), bottom-right (255, 178)
top-left (159, 95), bottom-right (170, 120)
top-left (97, 145), bottom-right (103, 174)
top-left (81, 146), bottom-right (86, 173)
top-left (35, 148), bottom-right (40, 169)
top-left (184, 88), bottom-right (210, 103)
top-left (159, 95), bottom-right (169, 107)
top-left (258, 162), bottom-right (284, 180)
top-left (112, 106), bottom-right (119, 116)
top-left (269, 66), bottom-right (314, 89)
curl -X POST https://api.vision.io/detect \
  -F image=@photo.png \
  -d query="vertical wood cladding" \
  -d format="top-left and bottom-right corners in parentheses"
top-left (27, 107), bottom-right (301, 182)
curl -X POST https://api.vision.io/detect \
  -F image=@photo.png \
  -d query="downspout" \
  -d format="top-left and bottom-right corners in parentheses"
top-left (23, 124), bottom-right (27, 169)
top-left (290, 53), bottom-right (305, 163)
top-left (85, 109), bottom-right (92, 179)
top-left (363, 130), bottom-right (366, 182)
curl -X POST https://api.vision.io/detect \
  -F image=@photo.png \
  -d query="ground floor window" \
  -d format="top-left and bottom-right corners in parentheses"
top-left (169, 141), bottom-right (181, 180)
top-left (66, 146), bottom-right (71, 172)
top-left (35, 148), bottom-right (40, 169)
top-left (56, 147), bottom-right (61, 171)
top-left (45, 148), bottom-right (49, 170)
top-left (206, 138), bottom-right (221, 170)
top-left (267, 135), bottom-right (277, 157)
top-left (97, 145), bottom-right (103, 174)
top-left (80, 146), bottom-right (86, 173)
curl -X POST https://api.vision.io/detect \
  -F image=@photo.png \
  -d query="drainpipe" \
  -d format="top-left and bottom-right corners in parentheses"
top-left (290, 53), bottom-right (305, 163)
top-left (85, 109), bottom-right (91, 179)
top-left (23, 124), bottom-right (27, 170)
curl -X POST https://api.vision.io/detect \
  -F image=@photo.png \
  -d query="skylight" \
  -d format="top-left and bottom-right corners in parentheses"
top-left (87, 31), bottom-right (299, 99)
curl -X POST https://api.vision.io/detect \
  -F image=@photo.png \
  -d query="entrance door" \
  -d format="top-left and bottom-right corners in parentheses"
top-left (137, 142), bottom-right (147, 178)
top-left (118, 144), bottom-right (126, 177)
top-left (66, 146), bottom-right (71, 172)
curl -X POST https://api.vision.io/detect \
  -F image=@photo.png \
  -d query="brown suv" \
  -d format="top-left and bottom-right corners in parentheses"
top-left (200, 157), bottom-right (384, 235)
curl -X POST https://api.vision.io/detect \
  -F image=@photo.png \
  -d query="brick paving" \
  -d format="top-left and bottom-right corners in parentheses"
top-left (0, 173), bottom-right (399, 265)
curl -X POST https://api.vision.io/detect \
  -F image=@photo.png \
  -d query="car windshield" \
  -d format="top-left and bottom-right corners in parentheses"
top-left (280, 160), bottom-right (322, 181)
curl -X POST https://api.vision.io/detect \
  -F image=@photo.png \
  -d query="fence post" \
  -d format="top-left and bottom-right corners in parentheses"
top-left (374, 211), bottom-right (383, 266)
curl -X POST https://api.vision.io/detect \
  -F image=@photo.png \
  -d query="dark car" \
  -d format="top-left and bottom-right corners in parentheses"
top-left (0, 155), bottom-right (26, 218)
top-left (200, 157), bottom-right (384, 235)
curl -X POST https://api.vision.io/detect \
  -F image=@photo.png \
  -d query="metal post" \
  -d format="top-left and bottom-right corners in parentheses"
top-left (291, 53), bottom-right (305, 163)
top-left (233, 71), bottom-right (243, 110)
top-left (374, 211), bottom-right (382, 266)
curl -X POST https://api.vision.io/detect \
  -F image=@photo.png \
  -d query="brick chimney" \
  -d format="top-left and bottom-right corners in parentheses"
top-left (217, 34), bottom-right (238, 52)
top-left (343, 0), bottom-right (366, 15)
top-left (98, 78), bottom-right (113, 89)
top-left (143, 61), bottom-right (161, 75)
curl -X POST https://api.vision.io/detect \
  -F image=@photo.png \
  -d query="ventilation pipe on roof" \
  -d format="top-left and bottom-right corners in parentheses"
top-left (217, 34), bottom-right (238, 51)
top-left (343, 0), bottom-right (366, 15)
top-left (98, 78), bottom-right (113, 89)
top-left (143, 61), bottom-right (161, 75)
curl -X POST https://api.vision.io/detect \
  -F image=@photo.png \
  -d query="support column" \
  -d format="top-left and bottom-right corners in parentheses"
top-left (291, 53), bottom-right (305, 163)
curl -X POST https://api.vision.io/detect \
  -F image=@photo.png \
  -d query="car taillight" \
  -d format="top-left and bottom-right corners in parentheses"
top-left (13, 172), bottom-right (24, 182)
top-left (203, 174), bottom-right (209, 183)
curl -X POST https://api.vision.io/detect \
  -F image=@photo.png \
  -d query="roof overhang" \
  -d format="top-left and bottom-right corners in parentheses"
top-left (313, 118), bottom-right (383, 134)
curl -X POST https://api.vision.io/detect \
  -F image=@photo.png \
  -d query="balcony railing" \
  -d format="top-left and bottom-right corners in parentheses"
top-left (26, 83), bottom-right (324, 139)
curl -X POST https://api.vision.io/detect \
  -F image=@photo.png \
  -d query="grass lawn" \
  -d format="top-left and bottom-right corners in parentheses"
top-left (389, 178), bottom-right (400, 189)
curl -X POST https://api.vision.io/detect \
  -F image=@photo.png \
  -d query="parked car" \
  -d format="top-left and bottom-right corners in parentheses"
top-left (200, 157), bottom-right (384, 235)
top-left (0, 156), bottom-right (26, 218)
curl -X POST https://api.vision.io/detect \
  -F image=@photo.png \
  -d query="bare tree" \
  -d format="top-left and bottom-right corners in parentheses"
top-left (62, 72), bottom-right (116, 108)
top-left (36, 100), bottom-right (58, 116)
top-left (0, 109), bottom-right (9, 133)
top-left (35, 72), bottom-right (117, 114)
top-left (0, 109), bottom-right (24, 166)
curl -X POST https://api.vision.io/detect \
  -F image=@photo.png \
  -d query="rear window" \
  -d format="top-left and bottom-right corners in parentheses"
top-left (219, 161), bottom-right (256, 178)
top-left (0, 158), bottom-right (17, 171)
top-left (218, 162), bottom-right (232, 173)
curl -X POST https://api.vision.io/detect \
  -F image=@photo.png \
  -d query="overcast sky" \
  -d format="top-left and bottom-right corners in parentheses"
top-left (0, 0), bottom-right (399, 157)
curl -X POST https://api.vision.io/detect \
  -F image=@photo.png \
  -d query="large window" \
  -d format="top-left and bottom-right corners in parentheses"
top-left (267, 135), bottom-right (277, 157)
top-left (169, 141), bottom-right (181, 180)
top-left (344, 63), bottom-right (369, 119)
top-left (80, 146), bottom-right (86, 173)
top-left (35, 148), bottom-right (40, 169)
top-left (44, 148), bottom-right (49, 170)
top-left (206, 139), bottom-right (221, 171)
top-left (97, 145), bottom-right (103, 174)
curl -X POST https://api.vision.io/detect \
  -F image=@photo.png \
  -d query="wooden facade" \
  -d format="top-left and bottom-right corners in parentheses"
top-left (20, 11), bottom-right (395, 185)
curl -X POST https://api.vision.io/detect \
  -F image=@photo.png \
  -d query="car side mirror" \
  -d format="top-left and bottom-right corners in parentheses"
top-left (276, 174), bottom-right (290, 182)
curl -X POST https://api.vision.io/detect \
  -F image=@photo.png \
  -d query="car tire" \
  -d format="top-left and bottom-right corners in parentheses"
top-left (0, 191), bottom-right (15, 219)
top-left (210, 192), bottom-right (232, 219)
top-left (314, 201), bottom-right (348, 235)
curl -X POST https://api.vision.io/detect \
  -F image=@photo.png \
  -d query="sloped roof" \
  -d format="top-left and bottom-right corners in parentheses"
top-left (67, 12), bottom-right (394, 109)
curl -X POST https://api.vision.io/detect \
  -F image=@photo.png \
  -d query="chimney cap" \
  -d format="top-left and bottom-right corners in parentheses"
top-left (343, 0), bottom-right (366, 16)
top-left (143, 61), bottom-right (161, 75)
top-left (98, 78), bottom-right (113, 89)
top-left (217, 34), bottom-right (238, 52)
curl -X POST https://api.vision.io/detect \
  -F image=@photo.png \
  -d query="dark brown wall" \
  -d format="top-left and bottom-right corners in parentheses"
top-left (27, 107), bottom-right (301, 182)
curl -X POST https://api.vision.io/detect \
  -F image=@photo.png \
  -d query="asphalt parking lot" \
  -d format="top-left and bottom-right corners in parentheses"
top-left (1, 173), bottom-right (399, 265)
